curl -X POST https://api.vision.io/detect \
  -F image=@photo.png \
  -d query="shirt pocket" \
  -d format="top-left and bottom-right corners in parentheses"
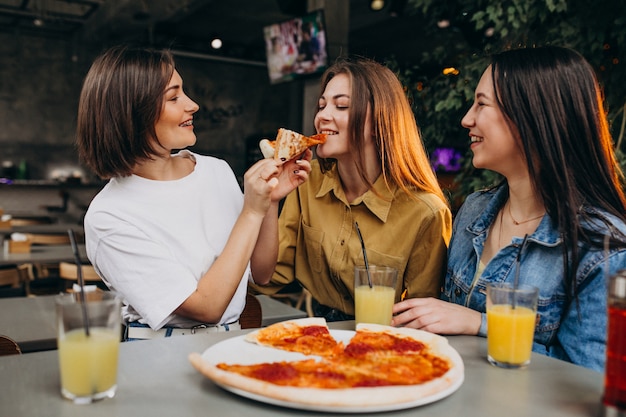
top-left (302, 222), bottom-right (325, 273)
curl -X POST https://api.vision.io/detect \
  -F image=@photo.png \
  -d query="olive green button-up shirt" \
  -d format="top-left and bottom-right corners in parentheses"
top-left (254, 160), bottom-right (452, 316)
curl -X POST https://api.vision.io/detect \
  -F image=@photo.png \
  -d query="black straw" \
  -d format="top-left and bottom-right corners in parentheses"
top-left (68, 229), bottom-right (90, 337)
top-left (354, 222), bottom-right (373, 288)
top-left (512, 233), bottom-right (530, 309)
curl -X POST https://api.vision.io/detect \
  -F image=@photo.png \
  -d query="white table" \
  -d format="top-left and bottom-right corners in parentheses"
top-left (0, 321), bottom-right (605, 417)
top-left (0, 294), bottom-right (306, 352)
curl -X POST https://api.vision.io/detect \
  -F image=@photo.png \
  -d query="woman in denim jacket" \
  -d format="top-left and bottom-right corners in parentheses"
top-left (392, 46), bottom-right (626, 371)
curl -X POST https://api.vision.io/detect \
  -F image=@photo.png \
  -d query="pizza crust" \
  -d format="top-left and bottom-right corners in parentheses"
top-left (245, 317), bottom-right (328, 345)
top-left (190, 322), bottom-right (465, 409)
top-left (258, 128), bottom-right (326, 162)
top-left (189, 351), bottom-right (462, 408)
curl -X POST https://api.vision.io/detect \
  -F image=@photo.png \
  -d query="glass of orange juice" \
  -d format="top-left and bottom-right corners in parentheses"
top-left (486, 283), bottom-right (539, 369)
top-left (354, 266), bottom-right (398, 326)
top-left (56, 291), bottom-right (121, 404)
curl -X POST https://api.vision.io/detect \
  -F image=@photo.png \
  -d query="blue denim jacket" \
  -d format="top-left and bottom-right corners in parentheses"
top-left (442, 186), bottom-right (626, 372)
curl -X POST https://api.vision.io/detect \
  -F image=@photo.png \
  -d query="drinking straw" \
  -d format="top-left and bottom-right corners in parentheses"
top-left (354, 222), bottom-right (373, 288)
top-left (68, 229), bottom-right (90, 337)
top-left (512, 233), bottom-right (530, 309)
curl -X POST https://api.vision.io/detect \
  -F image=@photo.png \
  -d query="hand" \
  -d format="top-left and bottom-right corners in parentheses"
top-left (269, 149), bottom-right (312, 202)
top-left (242, 159), bottom-right (281, 217)
top-left (242, 151), bottom-right (312, 216)
top-left (391, 297), bottom-right (482, 335)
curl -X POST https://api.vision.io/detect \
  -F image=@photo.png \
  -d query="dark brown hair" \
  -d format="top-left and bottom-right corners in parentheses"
top-left (491, 45), bottom-right (626, 295)
top-left (76, 45), bottom-right (175, 179)
top-left (317, 56), bottom-right (447, 204)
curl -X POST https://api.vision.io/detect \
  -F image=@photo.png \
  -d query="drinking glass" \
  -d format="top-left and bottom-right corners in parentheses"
top-left (354, 265), bottom-right (398, 326)
top-left (56, 291), bottom-right (121, 404)
top-left (486, 282), bottom-right (539, 369)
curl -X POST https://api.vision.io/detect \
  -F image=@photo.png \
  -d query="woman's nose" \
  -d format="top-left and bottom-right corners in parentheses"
top-left (460, 108), bottom-right (473, 128)
top-left (187, 97), bottom-right (200, 113)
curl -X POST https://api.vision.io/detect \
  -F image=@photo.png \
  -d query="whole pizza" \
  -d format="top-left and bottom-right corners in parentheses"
top-left (189, 318), bottom-right (464, 410)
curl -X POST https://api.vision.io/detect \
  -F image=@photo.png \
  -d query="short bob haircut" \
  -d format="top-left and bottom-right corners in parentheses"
top-left (76, 45), bottom-right (175, 179)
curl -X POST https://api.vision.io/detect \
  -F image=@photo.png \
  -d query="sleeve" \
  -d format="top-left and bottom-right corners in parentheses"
top-left (550, 262), bottom-right (611, 372)
top-left (88, 214), bottom-right (198, 330)
top-left (403, 204), bottom-right (452, 299)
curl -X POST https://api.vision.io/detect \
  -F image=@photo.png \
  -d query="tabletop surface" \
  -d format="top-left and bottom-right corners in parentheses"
top-left (0, 243), bottom-right (88, 266)
top-left (0, 293), bottom-right (306, 350)
top-left (0, 223), bottom-right (84, 235)
top-left (0, 320), bottom-right (605, 417)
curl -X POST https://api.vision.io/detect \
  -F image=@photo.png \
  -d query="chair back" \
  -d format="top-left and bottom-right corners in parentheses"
top-left (58, 262), bottom-right (103, 292)
top-left (0, 265), bottom-right (29, 297)
top-left (25, 233), bottom-right (71, 245)
top-left (239, 294), bottom-right (262, 329)
top-left (0, 335), bottom-right (22, 356)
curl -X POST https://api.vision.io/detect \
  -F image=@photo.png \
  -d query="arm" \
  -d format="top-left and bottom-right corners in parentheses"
top-left (391, 297), bottom-right (482, 334)
top-left (391, 204), bottom-right (484, 334)
top-left (178, 155), bottom-right (311, 322)
top-left (250, 150), bottom-right (311, 285)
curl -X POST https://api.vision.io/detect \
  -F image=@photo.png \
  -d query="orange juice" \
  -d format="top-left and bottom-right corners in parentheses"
top-left (487, 304), bottom-right (536, 365)
top-left (58, 327), bottom-right (120, 399)
top-left (355, 285), bottom-right (395, 325)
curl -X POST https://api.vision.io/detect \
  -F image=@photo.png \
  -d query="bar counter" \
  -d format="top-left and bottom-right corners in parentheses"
top-left (0, 321), bottom-right (604, 417)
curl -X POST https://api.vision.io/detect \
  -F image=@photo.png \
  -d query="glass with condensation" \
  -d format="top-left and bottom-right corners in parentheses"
top-left (56, 291), bottom-right (121, 404)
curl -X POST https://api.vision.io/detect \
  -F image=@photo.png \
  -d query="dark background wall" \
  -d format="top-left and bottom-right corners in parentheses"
top-left (0, 32), bottom-right (303, 184)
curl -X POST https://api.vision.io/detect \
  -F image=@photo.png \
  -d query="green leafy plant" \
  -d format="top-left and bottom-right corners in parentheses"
top-left (388, 0), bottom-right (626, 205)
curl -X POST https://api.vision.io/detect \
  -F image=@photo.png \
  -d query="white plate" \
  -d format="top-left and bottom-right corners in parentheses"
top-left (198, 329), bottom-right (464, 413)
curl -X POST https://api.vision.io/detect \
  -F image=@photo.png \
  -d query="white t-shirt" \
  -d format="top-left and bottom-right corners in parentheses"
top-left (84, 151), bottom-right (249, 330)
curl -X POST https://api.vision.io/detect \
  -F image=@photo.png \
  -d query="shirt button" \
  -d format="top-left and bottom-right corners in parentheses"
top-left (454, 288), bottom-right (461, 297)
top-left (340, 240), bottom-right (345, 245)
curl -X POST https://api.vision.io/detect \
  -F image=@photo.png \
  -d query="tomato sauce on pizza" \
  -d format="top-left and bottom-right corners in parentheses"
top-left (217, 319), bottom-right (452, 389)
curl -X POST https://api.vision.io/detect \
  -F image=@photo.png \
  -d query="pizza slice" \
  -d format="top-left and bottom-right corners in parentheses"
top-left (259, 128), bottom-right (327, 162)
top-left (213, 359), bottom-right (391, 389)
top-left (245, 317), bottom-right (341, 357)
top-left (328, 324), bottom-right (453, 385)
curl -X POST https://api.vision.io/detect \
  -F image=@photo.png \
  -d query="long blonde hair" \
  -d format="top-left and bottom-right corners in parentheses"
top-left (317, 57), bottom-right (447, 204)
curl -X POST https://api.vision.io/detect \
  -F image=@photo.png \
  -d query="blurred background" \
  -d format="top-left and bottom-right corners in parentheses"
top-left (0, 0), bottom-right (624, 215)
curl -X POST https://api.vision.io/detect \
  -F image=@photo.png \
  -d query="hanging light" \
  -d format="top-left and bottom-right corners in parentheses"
top-left (370, 0), bottom-right (385, 11)
top-left (210, 37), bottom-right (223, 50)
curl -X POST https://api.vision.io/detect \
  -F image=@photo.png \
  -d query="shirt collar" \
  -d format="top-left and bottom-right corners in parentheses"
top-left (316, 165), bottom-right (396, 223)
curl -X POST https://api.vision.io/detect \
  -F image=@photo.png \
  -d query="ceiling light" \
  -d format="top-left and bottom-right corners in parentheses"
top-left (370, 0), bottom-right (385, 11)
top-left (210, 38), bottom-right (222, 49)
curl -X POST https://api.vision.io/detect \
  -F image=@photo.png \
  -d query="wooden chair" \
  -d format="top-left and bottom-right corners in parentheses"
top-left (0, 335), bottom-right (21, 356)
top-left (58, 261), bottom-right (104, 292)
top-left (24, 233), bottom-right (73, 288)
top-left (239, 294), bottom-right (262, 329)
top-left (0, 265), bottom-right (29, 298)
top-left (269, 287), bottom-right (314, 318)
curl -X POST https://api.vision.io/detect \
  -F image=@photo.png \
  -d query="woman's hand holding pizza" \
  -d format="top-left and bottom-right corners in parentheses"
top-left (269, 149), bottom-right (312, 202)
top-left (242, 151), bottom-right (312, 218)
